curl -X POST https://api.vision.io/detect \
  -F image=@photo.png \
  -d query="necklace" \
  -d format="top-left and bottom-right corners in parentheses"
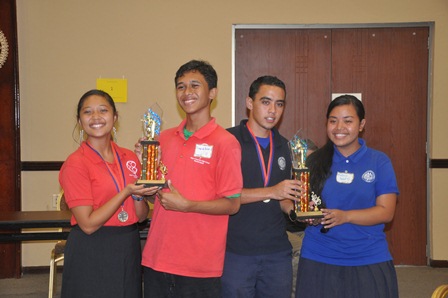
top-left (86, 142), bottom-right (129, 222)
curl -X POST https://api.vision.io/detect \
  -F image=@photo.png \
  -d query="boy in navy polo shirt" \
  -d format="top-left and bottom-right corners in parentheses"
top-left (222, 76), bottom-right (302, 298)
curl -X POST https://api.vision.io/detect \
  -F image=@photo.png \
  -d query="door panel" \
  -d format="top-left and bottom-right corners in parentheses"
top-left (293, 29), bottom-right (332, 146)
top-left (235, 26), bottom-right (428, 265)
top-left (236, 29), bottom-right (331, 145)
top-left (235, 29), bottom-right (297, 137)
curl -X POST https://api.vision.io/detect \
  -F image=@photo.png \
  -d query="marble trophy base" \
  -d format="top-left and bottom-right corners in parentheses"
top-left (136, 179), bottom-right (166, 188)
top-left (295, 210), bottom-right (324, 220)
top-left (289, 209), bottom-right (324, 221)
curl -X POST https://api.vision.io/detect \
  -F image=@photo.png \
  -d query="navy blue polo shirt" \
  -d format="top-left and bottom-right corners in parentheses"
top-left (226, 120), bottom-right (292, 255)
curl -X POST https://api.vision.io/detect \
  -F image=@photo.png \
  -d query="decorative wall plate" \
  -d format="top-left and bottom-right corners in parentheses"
top-left (0, 30), bottom-right (9, 68)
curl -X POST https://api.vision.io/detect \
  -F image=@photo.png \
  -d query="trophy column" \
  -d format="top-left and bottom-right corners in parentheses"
top-left (289, 130), bottom-right (323, 220)
top-left (137, 140), bottom-right (166, 187)
top-left (292, 168), bottom-right (310, 213)
top-left (141, 140), bottom-right (159, 180)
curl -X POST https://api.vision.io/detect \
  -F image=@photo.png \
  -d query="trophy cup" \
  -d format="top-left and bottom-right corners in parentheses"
top-left (136, 104), bottom-right (167, 188)
top-left (289, 130), bottom-right (323, 220)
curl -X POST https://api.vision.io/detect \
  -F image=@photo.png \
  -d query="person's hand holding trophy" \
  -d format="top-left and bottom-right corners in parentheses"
top-left (288, 130), bottom-right (323, 220)
top-left (136, 104), bottom-right (167, 188)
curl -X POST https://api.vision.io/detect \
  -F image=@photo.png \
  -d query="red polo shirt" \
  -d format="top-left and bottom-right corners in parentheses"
top-left (142, 118), bottom-right (243, 277)
top-left (59, 141), bottom-right (142, 226)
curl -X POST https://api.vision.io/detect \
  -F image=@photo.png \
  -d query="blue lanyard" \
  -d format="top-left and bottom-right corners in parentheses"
top-left (86, 142), bottom-right (126, 193)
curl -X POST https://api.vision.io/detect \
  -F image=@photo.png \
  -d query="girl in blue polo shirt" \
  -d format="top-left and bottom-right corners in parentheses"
top-left (295, 95), bottom-right (399, 298)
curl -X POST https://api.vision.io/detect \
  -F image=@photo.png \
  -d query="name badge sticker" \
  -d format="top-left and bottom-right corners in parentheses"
top-left (194, 143), bottom-right (213, 159)
top-left (336, 171), bottom-right (354, 184)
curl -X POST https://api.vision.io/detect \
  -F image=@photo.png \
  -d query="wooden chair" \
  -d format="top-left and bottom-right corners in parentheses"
top-left (48, 190), bottom-right (68, 298)
top-left (432, 285), bottom-right (448, 298)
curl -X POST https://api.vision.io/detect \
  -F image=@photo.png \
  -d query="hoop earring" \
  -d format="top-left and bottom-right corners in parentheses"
top-left (79, 129), bottom-right (84, 144)
top-left (112, 127), bottom-right (117, 143)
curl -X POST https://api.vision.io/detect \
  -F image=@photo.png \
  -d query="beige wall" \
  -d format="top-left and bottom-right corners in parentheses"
top-left (16, 0), bottom-right (448, 266)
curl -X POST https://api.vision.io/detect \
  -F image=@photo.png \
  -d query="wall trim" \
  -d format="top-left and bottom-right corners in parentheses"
top-left (21, 161), bottom-right (63, 171)
top-left (430, 159), bottom-right (448, 168)
top-left (23, 266), bottom-right (62, 274)
top-left (20, 159), bottom-right (448, 172)
top-left (429, 259), bottom-right (448, 267)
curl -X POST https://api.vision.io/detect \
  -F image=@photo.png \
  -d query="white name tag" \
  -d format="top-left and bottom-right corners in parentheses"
top-left (194, 143), bottom-right (213, 159)
top-left (336, 171), bottom-right (354, 184)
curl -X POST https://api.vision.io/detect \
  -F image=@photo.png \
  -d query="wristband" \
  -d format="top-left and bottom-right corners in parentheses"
top-left (131, 194), bottom-right (144, 201)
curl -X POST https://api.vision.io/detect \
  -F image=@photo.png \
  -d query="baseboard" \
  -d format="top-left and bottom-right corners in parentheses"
top-left (22, 266), bottom-right (63, 274)
top-left (429, 259), bottom-right (448, 267)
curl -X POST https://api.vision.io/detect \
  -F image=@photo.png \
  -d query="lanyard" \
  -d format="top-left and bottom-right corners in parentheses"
top-left (86, 142), bottom-right (126, 193)
top-left (246, 124), bottom-right (274, 187)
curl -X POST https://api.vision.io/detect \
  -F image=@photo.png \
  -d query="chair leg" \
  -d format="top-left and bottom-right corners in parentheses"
top-left (48, 249), bottom-right (56, 298)
top-left (49, 253), bottom-right (65, 297)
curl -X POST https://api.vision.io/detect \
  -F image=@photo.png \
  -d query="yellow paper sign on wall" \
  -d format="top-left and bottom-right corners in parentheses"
top-left (96, 78), bottom-right (128, 103)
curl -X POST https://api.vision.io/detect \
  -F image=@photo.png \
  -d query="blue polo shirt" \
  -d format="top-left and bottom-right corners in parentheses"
top-left (226, 120), bottom-right (292, 255)
top-left (301, 139), bottom-right (399, 266)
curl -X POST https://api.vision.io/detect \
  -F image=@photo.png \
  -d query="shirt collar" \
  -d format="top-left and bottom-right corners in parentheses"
top-left (333, 138), bottom-right (367, 163)
top-left (175, 117), bottom-right (218, 140)
top-left (240, 119), bottom-right (282, 149)
top-left (81, 141), bottom-right (125, 164)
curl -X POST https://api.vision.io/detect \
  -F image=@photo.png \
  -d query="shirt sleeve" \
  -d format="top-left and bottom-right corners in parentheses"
top-left (59, 156), bottom-right (95, 209)
top-left (375, 153), bottom-right (400, 197)
top-left (215, 135), bottom-right (243, 199)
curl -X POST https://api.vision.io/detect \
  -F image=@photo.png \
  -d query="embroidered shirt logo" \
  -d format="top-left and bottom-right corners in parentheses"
top-left (126, 160), bottom-right (139, 178)
top-left (362, 170), bottom-right (375, 183)
top-left (190, 157), bottom-right (211, 165)
top-left (278, 157), bottom-right (286, 171)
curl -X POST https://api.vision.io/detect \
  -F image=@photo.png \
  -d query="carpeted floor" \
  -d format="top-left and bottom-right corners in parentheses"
top-left (0, 266), bottom-right (447, 297)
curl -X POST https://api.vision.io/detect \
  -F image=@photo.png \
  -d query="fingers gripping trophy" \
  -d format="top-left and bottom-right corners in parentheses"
top-left (136, 104), bottom-right (167, 188)
top-left (289, 130), bottom-right (323, 220)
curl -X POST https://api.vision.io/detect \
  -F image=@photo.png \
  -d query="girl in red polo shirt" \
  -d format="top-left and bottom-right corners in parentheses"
top-left (59, 89), bottom-right (158, 298)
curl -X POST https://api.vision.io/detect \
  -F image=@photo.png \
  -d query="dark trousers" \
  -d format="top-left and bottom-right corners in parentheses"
top-left (221, 250), bottom-right (293, 298)
top-left (143, 266), bottom-right (221, 298)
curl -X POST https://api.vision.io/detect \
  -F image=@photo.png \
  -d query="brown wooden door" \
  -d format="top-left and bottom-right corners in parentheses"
top-left (0, 0), bottom-right (22, 278)
top-left (235, 29), bottom-right (331, 145)
top-left (235, 26), bottom-right (428, 265)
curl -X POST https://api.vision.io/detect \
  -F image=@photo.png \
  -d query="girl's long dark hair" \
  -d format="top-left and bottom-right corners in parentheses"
top-left (307, 141), bottom-right (334, 203)
top-left (306, 94), bottom-right (365, 203)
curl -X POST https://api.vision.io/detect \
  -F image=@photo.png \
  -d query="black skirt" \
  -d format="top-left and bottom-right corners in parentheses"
top-left (61, 224), bottom-right (142, 298)
top-left (295, 257), bottom-right (398, 298)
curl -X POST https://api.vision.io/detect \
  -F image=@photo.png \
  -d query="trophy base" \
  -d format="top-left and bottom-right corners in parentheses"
top-left (136, 179), bottom-right (166, 188)
top-left (295, 210), bottom-right (324, 220)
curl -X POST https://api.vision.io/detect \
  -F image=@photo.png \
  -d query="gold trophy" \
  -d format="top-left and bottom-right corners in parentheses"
top-left (289, 130), bottom-right (323, 220)
top-left (136, 104), bottom-right (167, 188)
